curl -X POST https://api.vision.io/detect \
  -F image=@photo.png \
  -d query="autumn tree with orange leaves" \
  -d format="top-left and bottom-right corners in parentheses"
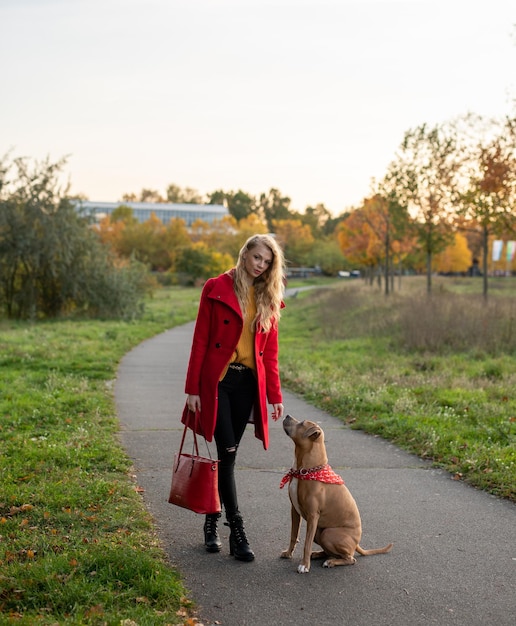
top-left (273, 218), bottom-right (314, 267)
top-left (337, 208), bottom-right (381, 276)
top-left (337, 191), bottom-right (412, 293)
top-left (96, 212), bottom-right (191, 272)
top-left (455, 113), bottom-right (516, 299)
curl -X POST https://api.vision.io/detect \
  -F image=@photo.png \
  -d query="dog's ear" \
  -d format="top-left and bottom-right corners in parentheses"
top-left (304, 426), bottom-right (322, 440)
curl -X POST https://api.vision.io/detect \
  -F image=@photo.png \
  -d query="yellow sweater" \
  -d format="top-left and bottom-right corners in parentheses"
top-left (220, 286), bottom-right (257, 380)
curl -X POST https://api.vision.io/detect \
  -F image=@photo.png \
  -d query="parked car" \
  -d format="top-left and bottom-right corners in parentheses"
top-left (338, 270), bottom-right (361, 278)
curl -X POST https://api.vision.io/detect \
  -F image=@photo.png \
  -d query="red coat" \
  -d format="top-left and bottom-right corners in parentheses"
top-left (183, 270), bottom-right (283, 450)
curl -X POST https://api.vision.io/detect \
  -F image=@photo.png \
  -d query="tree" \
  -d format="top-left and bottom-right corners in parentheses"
top-left (234, 213), bottom-right (268, 241)
top-left (257, 188), bottom-right (292, 231)
top-left (111, 204), bottom-right (137, 223)
top-left (337, 207), bottom-right (382, 278)
top-left (166, 183), bottom-right (204, 204)
top-left (121, 192), bottom-right (138, 202)
top-left (306, 237), bottom-right (346, 275)
top-left (386, 122), bottom-right (461, 293)
top-left (359, 192), bottom-right (410, 294)
top-left (96, 214), bottom-right (127, 250)
top-left (0, 155), bottom-right (148, 319)
top-left (163, 218), bottom-right (192, 272)
top-left (140, 188), bottom-right (166, 203)
top-left (299, 203), bottom-right (332, 238)
top-left (208, 189), bottom-right (256, 221)
top-left (433, 233), bottom-right (472, 274)
top-left (456, 114), bottom-right (516, 299)
top-left (272, 219), bottom-right (314, 267)
top-left (111, 213), bottom-right (170, 271)
top-left (176, 242), bottom-right (233, 285)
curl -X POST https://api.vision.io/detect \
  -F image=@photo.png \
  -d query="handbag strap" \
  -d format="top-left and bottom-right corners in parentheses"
top-left (178, 422), bottom-right (200, 456)
top-left (179, 406), bottom-right (217, 459)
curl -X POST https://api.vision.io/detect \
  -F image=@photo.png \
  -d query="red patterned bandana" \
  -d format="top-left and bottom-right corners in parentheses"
top-left (280, 464), bottom-right (344, 489)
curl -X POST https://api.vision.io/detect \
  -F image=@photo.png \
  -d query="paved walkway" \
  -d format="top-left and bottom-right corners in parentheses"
top-left (115, 322), bottom-right (515, 626)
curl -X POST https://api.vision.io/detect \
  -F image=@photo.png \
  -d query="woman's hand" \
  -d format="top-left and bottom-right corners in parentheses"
top-left (271, 403), bottom-right (284, 421)
top-left (187, 394), bottom-right (201, 413)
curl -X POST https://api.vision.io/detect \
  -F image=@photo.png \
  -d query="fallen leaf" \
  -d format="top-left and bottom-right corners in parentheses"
top-left (84, 604), bottom-right (103, 618)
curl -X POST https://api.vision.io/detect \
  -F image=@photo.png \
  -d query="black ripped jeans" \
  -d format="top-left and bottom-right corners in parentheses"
top-left (214, 366), bottom-right (257, 519)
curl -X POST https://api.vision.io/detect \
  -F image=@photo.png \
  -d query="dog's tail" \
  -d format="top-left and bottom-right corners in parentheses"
top-left (356, 543), bottom-right (393, 556)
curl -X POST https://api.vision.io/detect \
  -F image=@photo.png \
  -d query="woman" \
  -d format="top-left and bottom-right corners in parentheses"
top-left (183, 234), bottom-right (285, 561)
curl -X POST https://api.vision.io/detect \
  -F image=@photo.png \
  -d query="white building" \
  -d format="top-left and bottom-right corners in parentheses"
top-left (77, 200), bottom-right (228, 226)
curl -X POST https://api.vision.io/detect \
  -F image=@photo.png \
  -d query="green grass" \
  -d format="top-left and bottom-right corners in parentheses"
top-left (1, 276), bottom-right (515, 623)
top-left (0, 287), bottom-right (199, 625)
top-left (279, 277), bottom-right (516, 500)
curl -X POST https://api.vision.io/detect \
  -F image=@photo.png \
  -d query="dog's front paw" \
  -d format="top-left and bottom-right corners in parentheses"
top-left (297, 563), bottom-right (310, 574)
top-left (280, 550), bottom-right (293, 559)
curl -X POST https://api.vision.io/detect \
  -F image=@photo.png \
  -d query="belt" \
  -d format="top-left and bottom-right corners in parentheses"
top-left (228, 363), bottom-right (249, 372)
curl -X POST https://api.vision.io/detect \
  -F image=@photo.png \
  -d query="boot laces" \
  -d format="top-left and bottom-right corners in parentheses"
top-left (205, 515), bottom-right (219, 534)
top-left (227, 516), bottom-right (248, 544)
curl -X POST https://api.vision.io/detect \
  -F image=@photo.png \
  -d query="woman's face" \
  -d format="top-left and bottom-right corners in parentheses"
top-left (243, 242), bottom-right (273, 283)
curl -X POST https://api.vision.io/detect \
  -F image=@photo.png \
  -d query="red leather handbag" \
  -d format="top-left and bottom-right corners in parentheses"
top-left (168, 409), bottom-right (221, 514)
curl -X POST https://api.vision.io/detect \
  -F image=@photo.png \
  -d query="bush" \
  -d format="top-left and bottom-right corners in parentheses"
top-left (0, 155), bottom-right (150, 319)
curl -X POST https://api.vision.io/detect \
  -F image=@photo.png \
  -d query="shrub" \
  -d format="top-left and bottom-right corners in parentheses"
top-left (0, 155), bottom-right (150, 319)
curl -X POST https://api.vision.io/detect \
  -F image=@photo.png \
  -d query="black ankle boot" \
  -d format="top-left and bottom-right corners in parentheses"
top-left (226, 513), bottom-right (255, 562)
top-left (204, 513), bottom-right (222, 553)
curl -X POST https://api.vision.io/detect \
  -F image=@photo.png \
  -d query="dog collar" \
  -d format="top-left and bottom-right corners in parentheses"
top-left (279, 464), bottom-right (345, 489)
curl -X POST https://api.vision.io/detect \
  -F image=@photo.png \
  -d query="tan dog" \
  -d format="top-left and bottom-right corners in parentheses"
top-left (280, 414), bottom-right (393, 573)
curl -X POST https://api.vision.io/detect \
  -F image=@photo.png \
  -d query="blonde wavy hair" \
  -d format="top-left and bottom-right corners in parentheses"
top-left (232, 234), bottom-right (285, 332)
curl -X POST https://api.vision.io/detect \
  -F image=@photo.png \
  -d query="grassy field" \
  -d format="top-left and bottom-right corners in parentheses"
top-left (0, 288), bottom-right (200, 625)
top-left (1, 276), bottom-right (515, 624)
top-left (280, 275), bottom-right (516, 500)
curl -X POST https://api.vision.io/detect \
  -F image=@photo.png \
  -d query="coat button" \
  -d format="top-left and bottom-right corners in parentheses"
top-left (215, 343), bottom-right (221, 348)
top-left (223, 319), bottom-right (229, 324)
top-left (259, 351), bottom-right (263, 356)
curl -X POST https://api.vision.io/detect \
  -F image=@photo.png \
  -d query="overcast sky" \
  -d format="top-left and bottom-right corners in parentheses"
top-left (1, 0), bottom-right (515, 215)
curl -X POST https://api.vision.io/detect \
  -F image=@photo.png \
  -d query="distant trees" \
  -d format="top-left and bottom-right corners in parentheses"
top-left (258, 188), bottom-right (293, 231)
top-left (0, 156), bottom-right (148, 319)
top-left (385, 122), bottom-right (461, 293)
top-left (121, 183), bottom-right (204, 204)
top-left (273, 219), bottom-right (314, 267)
top-left (334, 113), bottom-right (516, 293)
top-left (455, 114), bottom-right (516, 298)
top-left (337, 192), bottom-right (412, 293)
top-left (208, 189), bottom-right (255, 221)
top-left (166, 183), bottom-right (204, 204)
top-left (4, 105), bottom-right (514, 312)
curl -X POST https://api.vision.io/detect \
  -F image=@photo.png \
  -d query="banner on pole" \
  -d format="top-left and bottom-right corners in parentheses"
top-left (506, 241), bottom-right (516, 262)
top-left (492, 240), bottom-right (503, 262)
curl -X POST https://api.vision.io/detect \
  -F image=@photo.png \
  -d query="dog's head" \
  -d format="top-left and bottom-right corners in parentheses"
top-left (283, 414), bottom-right (324, 449)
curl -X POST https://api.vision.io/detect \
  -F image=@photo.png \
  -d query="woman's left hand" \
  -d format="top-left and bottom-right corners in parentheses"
top-left (271, 403), bottom-right (284, 421)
